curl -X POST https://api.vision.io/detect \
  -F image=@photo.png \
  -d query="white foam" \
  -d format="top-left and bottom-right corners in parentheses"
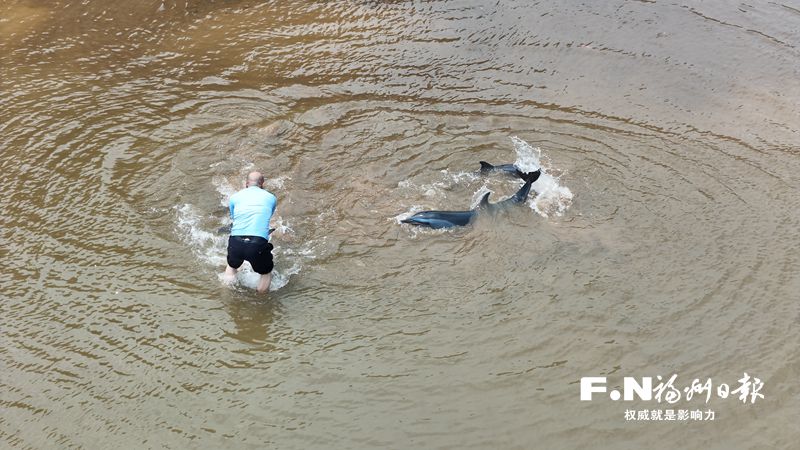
top-left (264, 175), bottom-right (290, 191)
top-left (271, 216), bottom-right (293, 234)
top-left (176, 203), bottom-right (227, 267)
top-left (213, 176), bottom-right (238, 207)
top-left (510, 136), bottom-right (574, 218)
top-left (394, 205), bottom-right (425, 224)
top-left (442, 169), bottom-right (480, 184)
top-left (397, 169), bottom-right (480, 200)
top-left (215, 260), bottom-right (297, 291)
top-left (511, 136), bottom-right (542, 173)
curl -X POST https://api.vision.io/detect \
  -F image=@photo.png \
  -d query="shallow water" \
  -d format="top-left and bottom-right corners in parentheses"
top-left (2, 1), bottom-right (799, 448)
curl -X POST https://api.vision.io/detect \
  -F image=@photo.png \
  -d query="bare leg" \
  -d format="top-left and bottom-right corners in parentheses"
top-left (256, 272), bottom-right (272, 294)
top-left (223, 265), bottom-right (238, 284)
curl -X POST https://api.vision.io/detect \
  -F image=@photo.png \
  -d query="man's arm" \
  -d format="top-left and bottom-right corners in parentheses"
top-left (268, 195), bottom-right (279, 238)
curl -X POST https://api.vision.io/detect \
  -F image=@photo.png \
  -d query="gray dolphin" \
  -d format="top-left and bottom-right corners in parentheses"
top-left (479, 161), bottom-right (532, 180)
top-left (401, 170), bottom-right (540, 229)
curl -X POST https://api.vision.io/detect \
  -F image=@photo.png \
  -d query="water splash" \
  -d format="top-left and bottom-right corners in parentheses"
top-left (213, 176), bottom-right (237, 207)
top-left (397, 169), bottom-right (480, 199)
top-left (176, 203), bottom-right (227, 267)
top-left (510, 136), bottom-right (574, 217)
top-left (512, 136), bottom-right (542, 173)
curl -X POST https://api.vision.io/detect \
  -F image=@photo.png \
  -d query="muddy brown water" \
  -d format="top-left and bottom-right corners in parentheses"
top-left (2, 1), bottom-right (799, 449)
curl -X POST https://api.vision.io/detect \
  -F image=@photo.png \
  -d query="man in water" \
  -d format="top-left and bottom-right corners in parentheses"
top-left (223, 171), bottom-right (277, 293)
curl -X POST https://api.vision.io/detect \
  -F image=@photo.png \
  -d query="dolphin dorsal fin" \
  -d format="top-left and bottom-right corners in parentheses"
top-left (479, 161), bottom-right (494, 172)
top-left (479, 192), bottom-right (491, 208)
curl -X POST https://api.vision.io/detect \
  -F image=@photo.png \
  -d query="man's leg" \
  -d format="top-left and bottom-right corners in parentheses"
top-left (256, 272), bottom-right (272, 294)
top-left (224, 237), bottom-right (245, 285)
top-left (223, 265), bottom-right (238, 284)
top-left (253, 240), bottom-right (274, 294)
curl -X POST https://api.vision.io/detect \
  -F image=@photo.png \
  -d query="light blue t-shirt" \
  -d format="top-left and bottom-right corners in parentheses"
top-left (229, 186), bottom-right (277, 240)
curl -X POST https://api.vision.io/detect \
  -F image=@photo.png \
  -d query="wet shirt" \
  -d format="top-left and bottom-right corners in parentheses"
top-left (229, 186), bottom-right (277, 240)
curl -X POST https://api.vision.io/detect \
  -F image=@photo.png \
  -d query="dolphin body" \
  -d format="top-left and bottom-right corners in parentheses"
top-left (479, 161), bottom-right (531, 180)
top-left (400, 209), bottom-right (475, 229)
top-left (401, 170), bottom-right (541, 229)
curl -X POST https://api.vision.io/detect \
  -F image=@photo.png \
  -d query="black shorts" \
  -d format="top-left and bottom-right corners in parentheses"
top-left (227, 236), bottom-right (274, 274)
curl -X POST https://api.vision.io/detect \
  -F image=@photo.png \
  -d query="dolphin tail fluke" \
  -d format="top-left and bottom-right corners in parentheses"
top-left (520, 169), bottom-right (541, 184)
top-left (479, 161), bottom-right (494, 172)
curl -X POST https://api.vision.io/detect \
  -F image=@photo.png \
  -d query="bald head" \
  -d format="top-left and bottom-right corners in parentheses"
top-left (246, 171), bottom-right (265, 188)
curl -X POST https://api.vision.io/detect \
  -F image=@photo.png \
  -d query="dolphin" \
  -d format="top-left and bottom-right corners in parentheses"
top-left (400, 209), bottom-right (476, 229)
top-left (401, 170), bottom-right (540, 229)
top-left (479, 161), bottom-right (535, 180)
